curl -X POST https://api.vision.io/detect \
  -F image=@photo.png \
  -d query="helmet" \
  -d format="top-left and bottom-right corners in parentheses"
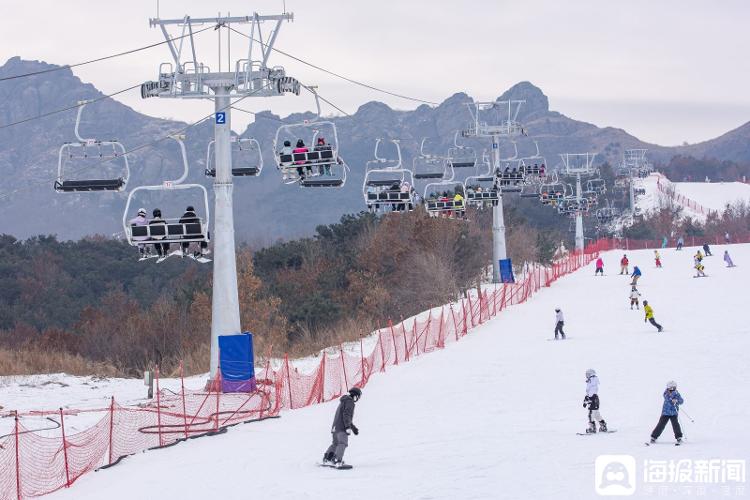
top-left (186, 206), bottom-right (195, 212)
top-left (152, 208), bottom-right (162, 217)
top-left (137, 208), bottom-right (146, 216)
top-left (666, 380), bottom-right (677, 390)
top-left (643, 300), bottom-right (648, 305)
top-left (586, 368), bottom-right (596, 378)
top-left (348, 387), bottom-right (362, 401)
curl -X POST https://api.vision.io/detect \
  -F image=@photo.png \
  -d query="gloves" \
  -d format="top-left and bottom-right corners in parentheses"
top-left (345, 428), bottom-right (351, 436)
top-left (350, 424), bottom-right (359, 436)
top-left (671, 399), bottom-right (678, 405)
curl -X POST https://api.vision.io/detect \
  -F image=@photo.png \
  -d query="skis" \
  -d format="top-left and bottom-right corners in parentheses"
top-left (577, 430), bottom-right (617, 435)
top-left (548, 337), bottom-right (572, 341)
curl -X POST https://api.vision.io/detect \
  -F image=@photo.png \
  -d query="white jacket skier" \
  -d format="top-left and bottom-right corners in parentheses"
top-left (584, 369), bottom-right (607, 433)
top-left (554, 308), bottom-right (565, 339)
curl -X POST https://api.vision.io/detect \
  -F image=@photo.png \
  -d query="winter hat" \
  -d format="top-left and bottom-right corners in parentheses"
top-left (585, 368), bottom-right (596, 378)
top-left (186, 206), bottom-right (195, 212)
top-left (643, 300), bottom-right (648, 305)
top-left (137, 208), bottom-right (146, 216)
top-left (348, 387), bottom-right (362, 401)
top-left (666, 380), bottom-right (677, 390)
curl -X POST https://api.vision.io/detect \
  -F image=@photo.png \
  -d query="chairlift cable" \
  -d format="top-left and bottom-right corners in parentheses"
top-left (227, 26), bottom-right (438, 106)
top-left (0, 83), bottom-right (142, 131)
top-left (0, 83), bottom-right (273, 201)
top-left (0, 25), bottom-right (216, 83)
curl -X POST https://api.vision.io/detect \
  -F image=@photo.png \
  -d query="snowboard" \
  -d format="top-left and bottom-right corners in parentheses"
top-left (692, 275), bottom-right (709, 278)
top-left (318, 462), bottom-right (353, 470)
top-left (645, 440), bottom-right (683, 447)
top-left (577, 430), bottom-right (617, 435)
top-left (548, 337), bottom-right (572, 341)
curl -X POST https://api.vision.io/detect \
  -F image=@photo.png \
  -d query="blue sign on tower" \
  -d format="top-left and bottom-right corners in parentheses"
top-left (215, 111), bottom-right (226, 124)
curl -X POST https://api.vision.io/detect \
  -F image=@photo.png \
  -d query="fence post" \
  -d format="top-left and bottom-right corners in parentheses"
top-left (450, 304), bottom-right (460, 341)
top-left (412, 317), bottom-right (419, 356)
top-left (155, 366), bottom-right (163, 447)
top-left (461, 299), bottom-right (468, 335)
top-left (59, 408), bottom-right (71, 487)
top-left (320, 352), bottom-right (326, 402)
top-left (377, 329), bottom-right (386, 372)
top-left (14, 412), bottom-right (21, 500)
top-left (437, 307), bottom-right (445, 348)
top-left (214, 380), bottom-right (220, 431)
top-left (400, 317), bottom-right (410, 362)
top-left (108, 397), bottom-right (115, 465)
top-left (360, 337), bottom-right (366, 386)
top-left (339, 344), bottom-right (349, 390)
top-left (388, 319), bottom-right (399, 365)
top-left (285, 354), bottom-right (294, 410)
top-left (179, 361), bottom-right (188, 439)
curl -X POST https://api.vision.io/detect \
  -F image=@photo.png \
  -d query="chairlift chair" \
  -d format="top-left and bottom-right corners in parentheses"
top-left (447, 131), bottom-right (477, 169)
top-left (586, 178), bottom-right (607, 195)
top-left (54, 101), bottom-right (130, 192)
top-left (362, 139), bottom-right (415, 212)
top-left (205, 136), bottom-right (263, 177)
top-left (272, 87), bottom-right (348, 188)
top-left (463, 150), bottom-right (499, 206)
top-left (123, 136), bottom-right (210, 262)
top-left (413, 137), bottom-right (450, 180)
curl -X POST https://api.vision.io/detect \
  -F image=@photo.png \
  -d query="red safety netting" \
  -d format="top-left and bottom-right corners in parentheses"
top-left (0, 238), bottom-right (653, 499)
top-left (655, 173), bottom-right (711, 216)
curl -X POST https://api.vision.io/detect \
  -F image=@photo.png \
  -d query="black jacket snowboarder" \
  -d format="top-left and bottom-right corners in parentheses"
top-left (323, 387), bottom-right (361, 468)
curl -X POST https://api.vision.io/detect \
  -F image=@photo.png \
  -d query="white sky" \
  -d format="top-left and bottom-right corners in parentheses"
top-left (1, 0), bottom-right (748, 146)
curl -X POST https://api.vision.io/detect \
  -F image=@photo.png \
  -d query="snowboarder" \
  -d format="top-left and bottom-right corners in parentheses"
top-left (648, 381), bottom-right (684, 445)
top-left (695, 249), bottom-right (704, 263)
top-left (702, 243), bottom-right (712, 256)
top-left (654, 250), bottom-right (662, 268)
top-left (322, 387), bottom-right (361, 468)
top-left (594, 257), bottom-right (604, 276)
top-left (676, 236), bottom-right (684, 251)
top-left (583, 369), bottom-right (607, 433)
top-left (661, 236), bottom-right (668, 248)
top-left (694, 260), bottom-right (707, 277)
top-left (629, 286), bottom-right (641, 310)
top-left (643, 300), bottom-right (663, 332)
top-left (725, 232), bottom-right (731, 244)
top-left (554, 308), bottom-right (565, 339)
top-left (619, 254), bottom-right (629, 275)
top-left (630, 265), bottom-right (642, 286)
top-left (724, 250), bottom-right (736, 268)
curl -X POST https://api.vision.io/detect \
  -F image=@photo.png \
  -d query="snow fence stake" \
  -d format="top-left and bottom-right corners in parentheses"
top-left (437, 307), bottom-right (445, 348)
top-left (377, 328), bottom-right (386, 372)
top-left (14, 412), bottom-right (21, 500)
top-left (59, 408), bottom-right (70, 487)
top-left (400, 316), bottom-right (409, 362)
top-left (388, 319), bottom-right (399, 365)
top-left (156, 366), bottom-right (163, 447)
top-left (108, 397), bottom-right (114, 465)
top-left (179, 361), bottom-right (188, 439)
top-left (450, 304), bottom-right (459, 342)
top-left (359, 336), bottom-right (366, 386)
top-left (214, 377), bottom-right (220, 431)
top-left (339, 344), bottom-right (349, 391)
top-left (284, 354), bottom-right (294, 410)
top-left (413, 316), bottom-right (419, 356)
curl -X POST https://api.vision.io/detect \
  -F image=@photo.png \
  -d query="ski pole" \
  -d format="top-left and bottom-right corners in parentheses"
top-left (679, 407), bottom-right (694, 423)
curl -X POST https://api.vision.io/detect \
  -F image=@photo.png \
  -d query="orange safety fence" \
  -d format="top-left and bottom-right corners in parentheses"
top-left (0, 237), bottom-right (669, 499)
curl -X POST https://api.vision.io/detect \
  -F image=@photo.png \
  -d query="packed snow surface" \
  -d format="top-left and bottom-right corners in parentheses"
top-left (37, 243), bottom-right (749, 500)
top-left (673, 181), bottom-right (750, 211)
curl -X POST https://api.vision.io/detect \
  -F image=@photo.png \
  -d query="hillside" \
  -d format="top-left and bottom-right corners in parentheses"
top-left (1, 57), bottom-right (749, 241)
top-left (26, 243), bottom-right (749, 500)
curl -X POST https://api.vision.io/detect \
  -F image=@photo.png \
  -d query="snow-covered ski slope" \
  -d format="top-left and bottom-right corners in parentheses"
top-left (49, 244), bottom-right (750, 500)
top-left (639, 173), bottom-right (750, 219)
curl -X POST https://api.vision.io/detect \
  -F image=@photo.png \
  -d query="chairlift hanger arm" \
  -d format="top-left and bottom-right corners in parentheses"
top-left (150, 13), bottom-right (293, 27)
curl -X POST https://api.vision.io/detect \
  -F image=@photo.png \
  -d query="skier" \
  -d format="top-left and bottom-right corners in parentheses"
top-left (643, 300), bottom-right (663, 332)
top-left (725, 231), bottom-right (731, 244)
top-left (583, 369), bottom-right (607, 433)
top-left (724, 250), bottom-right (736, 268)
top-left (702, 243), bottom-right (712, 256)
top-left (594, 256), bottom-right (604, 276)
top-left (654, 250), bottom-right (662, 268)
top-left (554, 308), bottom-right (566, 340)
top-left (661, 236), bottom-right (668, 248)
top-left (630, 265), bottom-right (642, 286)
top-left (322, 387), bottom-right (361, 468)
top-left (619, 254), bottom-right (629, 275)
top-left (648, 381), bottom-right (684, 445)
top-left (128, 207), bottom-right (150, 258)
top-left (676, 236), bottom-right (684, 251)
top-left (629, 286), bottom-right (641, 310)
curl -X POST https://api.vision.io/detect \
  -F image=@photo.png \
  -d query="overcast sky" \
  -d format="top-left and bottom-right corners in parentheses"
top-left (1, 0), bottom-right (748, 146)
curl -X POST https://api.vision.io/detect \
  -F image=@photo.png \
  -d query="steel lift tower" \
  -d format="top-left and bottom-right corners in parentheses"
top-left (561, 153), bottom-right (597, 251)
top-left (463, 100), bottom-right (525, 282)
top-left (624, 148), bottom-right (649, 213)
top-left (141, 13), bottom-right (299, 383)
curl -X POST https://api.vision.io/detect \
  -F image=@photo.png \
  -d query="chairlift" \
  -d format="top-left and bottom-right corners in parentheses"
top-left (413, 137), bottom-right (449, 180)
top-left (463, 150), bottom-right (499, 206)
top-left (447, 131), bottom-right (477, 169)
top-left (539, 174), bottom-right (567, 206)
top-left (362, 139), bottom-right (415, 212)
top-left (205, 136), bottom-right (263, 177)
top-left (516, 141), bottom-right (548, 180)
top-left (557, 196), bottom-right (591, 215)
top-left (54, 100), bottom-right (130, 192)
top-left (586, 178), bottom-right (606, 195)
top-left (272, 87), bottom-right (348, 188)
top-left (122, 135), bottom-right (210, 263)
